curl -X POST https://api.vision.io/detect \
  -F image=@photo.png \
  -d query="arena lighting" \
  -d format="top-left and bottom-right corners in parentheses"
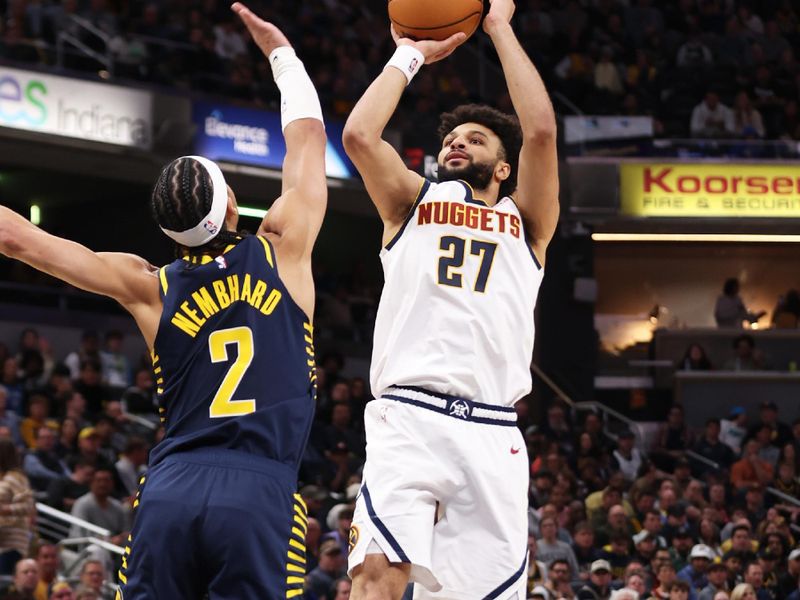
top-left (30, 204), bottom-right (41, 225)
top-left (591, 233), bottom-right (800, 243)
top-left (238, 206), bottom-right (267, 219)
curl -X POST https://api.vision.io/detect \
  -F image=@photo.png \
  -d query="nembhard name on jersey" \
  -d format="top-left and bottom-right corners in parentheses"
top-left (170, 273), bottom-right (282, 338)
top-left (417, 201), bottom-right (521, 237)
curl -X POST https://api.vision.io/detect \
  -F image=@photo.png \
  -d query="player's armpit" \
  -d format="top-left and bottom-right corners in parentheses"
top-left (342, 135), bottom-right (423, 228)
top-left (514, 136), bottom-right (560, 266)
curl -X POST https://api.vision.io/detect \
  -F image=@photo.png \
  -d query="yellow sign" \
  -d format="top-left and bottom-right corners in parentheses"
top-left (620, 163), bottom-right (800, 217)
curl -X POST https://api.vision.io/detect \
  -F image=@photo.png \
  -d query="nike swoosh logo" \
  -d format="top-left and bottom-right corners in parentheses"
top-left (511, 447), bottom-right (520, 454)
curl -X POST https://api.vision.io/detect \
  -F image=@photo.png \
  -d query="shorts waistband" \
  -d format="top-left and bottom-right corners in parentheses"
top-left (382, 385), bottom-right (517, 427)
top-left (156, 448), bottom-right (297, 483)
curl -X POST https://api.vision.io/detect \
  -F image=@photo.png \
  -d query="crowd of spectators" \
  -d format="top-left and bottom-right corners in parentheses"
top-left (0, 322), bottom-right (798, 599)
top-left (2, 0), bottom-right (800, 151)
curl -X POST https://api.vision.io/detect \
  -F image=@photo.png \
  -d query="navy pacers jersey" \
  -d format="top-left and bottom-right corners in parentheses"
top-left (148, 235), bottom-right (315, 469)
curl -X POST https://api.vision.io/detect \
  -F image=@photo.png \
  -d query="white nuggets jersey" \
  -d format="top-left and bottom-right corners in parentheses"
top-left (370, 179), bottom-right (544, 408)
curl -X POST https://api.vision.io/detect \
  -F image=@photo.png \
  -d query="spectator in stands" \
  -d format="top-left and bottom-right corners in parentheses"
top-left (778, 548), bottom-right (800, 598)
top-left (691, 92), bottom-right (735, 138)
top-left (720, 408), bottom-right (748, 455)
top-left (20, 393), bottom-right (58, 449)
top-left (72, 361), bottom-right (109, 419)
top-left (1, 558), bottom-right (39, 600)
top-left (63, 394), bottom-right (90, 432)
top-left (626, 571), bottom-right (647, 598)
top-left (542, 403), bottom-right (575, 456)
top-left (573, 521), bottom-right (603, 579)
top-left (651, 562), bottom-right (678, 599)
top-left (732, 92), bottom-right (765, 139)
top-left (671, 529), bottom-right (695, 573)
top-left (63, 333), bottom-right (99, 381)
top-left (677, 30), bottom-right (714, 68)
top-left (34, 544), bottom-right (60, 600)
top-left (114, 437), bottom-right (147, 498)
top-left (602, 531), bottom-right (632, 580)
top-left (527, 534), bottom-right (548, 592)
top-left (48, 582), bottom-right (73, 600)
top-left (773, 460), bottom-right (800, 499)
top-left (329, 577), bottom-right (351, 600)
top-left (694, 419), bottom-right (735, 473)
top-left (578, 559), bottom-right (613, 600)
top-left (23, 427), bottom-right (69, 492)
top-left (678, 544), bottom-right (714, 595)
top-left (98, 331), bottom-right (129, 392)
top-left (69, 468), bottom-right (129, 547)
top-left (771, 289), bottom-right (800, 328)
top-left (723, 336), bottom-right (765, 372)
top-left (54, 418), bottom-right (79, 460)
top-left (538, 516), bottom-right (580, 575)
top-left (545, 558), bottom-right (575, 600)
top-left (678, 344), bottom-right (712, 371)
top-left (748, 401), bottom-right (793, 449)
top-left (725, 525), bottom-right (758, 563)
top-left (654, 406), bottom-right (691, 471)
top-left (742, 562), bottom-right (768, 600)
top-left (595, 47), bottom-right (624, 96)
top-left (305, 540), bottom-right (345, 599)
top-left (612, 430), bottom-right (643, 482)
top-left (697, 519), bottom-right (721, 557)
top-left (715, 279), bottom-right (766, 329)
top-left (67, 428), bottom-right (113, 474)
top-left (699, 562), bottom-right (729, 600)
top-left (731, 441), bottom-right (774, 492)
top-left (669, 580), bottom-right (691, 600)
top-left (74, 560), bottom-right (106, 600)
top-left (0, 359), bottom-right (23, 417)
top-left (120, 369), bottom-right (155, 416)
top-left (0, 386), bottom-right (22, 448)
top-left (0, 440), bottom-right (33, 575)
top-left (597, 504), bottom-right (634, 548)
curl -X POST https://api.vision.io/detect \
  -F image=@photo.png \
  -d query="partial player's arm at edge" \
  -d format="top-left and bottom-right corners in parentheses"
top-left (0, 206), bottom-right (159, 311)
top-left (486, 5), bottom-right (559, 266)
top-left (342, 67), bottom-right (422, 229)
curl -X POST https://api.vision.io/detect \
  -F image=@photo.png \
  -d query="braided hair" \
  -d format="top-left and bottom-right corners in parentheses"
top-left (151, 157), bottom-right (244, 256)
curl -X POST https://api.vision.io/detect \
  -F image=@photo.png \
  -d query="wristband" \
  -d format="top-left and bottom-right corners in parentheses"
top-left (384, 45), bottom-right (425, 85)
top-left (268, 46), bottom-right (324, 131)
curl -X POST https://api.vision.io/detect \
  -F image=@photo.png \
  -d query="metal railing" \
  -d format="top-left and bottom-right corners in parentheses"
top-left (56, 15), bottom-right (114, 76)
top-left (37, 501), bottom-right (112, 541)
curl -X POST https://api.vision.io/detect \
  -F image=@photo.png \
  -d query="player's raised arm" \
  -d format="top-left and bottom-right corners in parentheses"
top-left (484, 0), bottom-right (559, 265)
top-left (0, 205), bottom-right (160, 343)
top-left (232, 2), bottom-right (327, 259)
top-left (342, 27), bottom-right (466, 236)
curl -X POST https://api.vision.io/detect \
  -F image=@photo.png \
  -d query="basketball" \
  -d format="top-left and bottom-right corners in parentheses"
top-left (389, 0), bottom-right (484, 41)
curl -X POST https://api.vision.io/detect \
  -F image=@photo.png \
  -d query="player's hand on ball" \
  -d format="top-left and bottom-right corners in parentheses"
top-left (391, 24), bottom-right (466, 65)
top-left (483, 0), bottom-right (515, 33)
top-left (232, 2), bottom-right (291, 56)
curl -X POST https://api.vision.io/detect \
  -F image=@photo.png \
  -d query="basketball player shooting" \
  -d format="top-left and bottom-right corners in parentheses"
top-left (0, 4), bottom-right (327, 598)
top-left (342, 0), bottom-right (559, 597)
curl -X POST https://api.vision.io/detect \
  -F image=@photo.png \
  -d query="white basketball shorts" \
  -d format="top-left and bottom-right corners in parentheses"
top-left (347, 386), bottom-right (529, 600)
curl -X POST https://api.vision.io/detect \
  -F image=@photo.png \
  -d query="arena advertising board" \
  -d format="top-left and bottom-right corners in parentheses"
top-left (0, 66), bottom-right (152, 149)
top-left (192, 101), bottom-right (354, 179)
top-left (620, 163), bottom-right (800, 217)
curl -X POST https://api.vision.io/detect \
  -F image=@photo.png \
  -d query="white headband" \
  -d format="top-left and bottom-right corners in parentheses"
top-left (160, 156), bottom-right (229, 247)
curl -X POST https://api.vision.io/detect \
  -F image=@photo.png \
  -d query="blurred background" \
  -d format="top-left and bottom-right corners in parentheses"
top-left (1, 0), bottom-right (799, 599)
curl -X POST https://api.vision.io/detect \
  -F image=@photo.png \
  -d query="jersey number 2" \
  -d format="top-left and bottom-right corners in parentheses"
top-left (438, 236), bottom-right (498, 293)
top-left (208, 326), bottom-right (256, 418)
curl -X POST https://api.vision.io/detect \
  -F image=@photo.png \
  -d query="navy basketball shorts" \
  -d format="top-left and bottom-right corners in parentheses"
top-left (117, 448), bottom-right (307, 600)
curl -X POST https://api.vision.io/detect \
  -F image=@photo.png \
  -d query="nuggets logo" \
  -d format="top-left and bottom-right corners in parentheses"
top-left (348, 525), bottom-right (360, 553)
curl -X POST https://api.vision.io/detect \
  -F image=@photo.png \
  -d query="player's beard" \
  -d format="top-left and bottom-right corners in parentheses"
top-left (437, 158), bottom-right (496, 191)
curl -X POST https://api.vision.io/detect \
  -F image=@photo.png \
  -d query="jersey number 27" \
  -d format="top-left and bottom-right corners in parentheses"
top-left (438, 236), bottom-right (498, 293)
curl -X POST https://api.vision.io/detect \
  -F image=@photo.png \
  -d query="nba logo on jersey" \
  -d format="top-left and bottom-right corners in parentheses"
top-left (448, 399), bottom-right (471, 419)
top-left (214, 256), bottom-right (228, 269)
top-left (203, 220), bottom-right (219, 235)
